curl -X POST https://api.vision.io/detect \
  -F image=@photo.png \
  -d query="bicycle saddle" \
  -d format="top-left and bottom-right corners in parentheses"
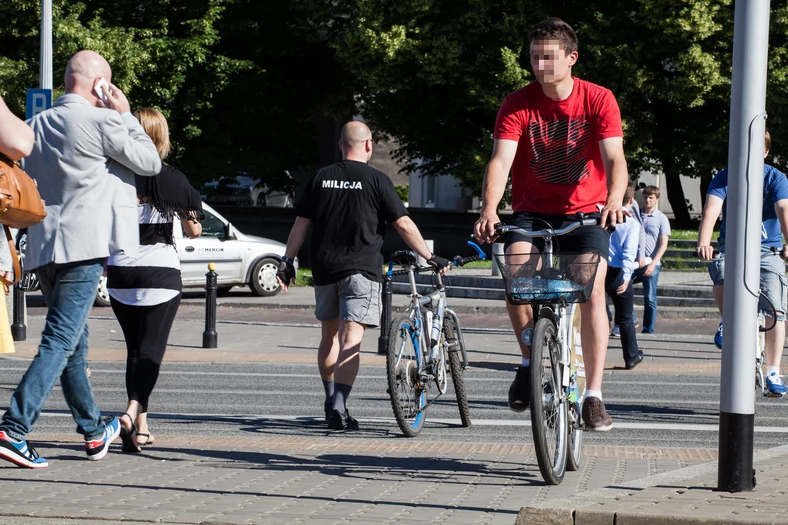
top-left (390, 250), bottom-right (418, 266)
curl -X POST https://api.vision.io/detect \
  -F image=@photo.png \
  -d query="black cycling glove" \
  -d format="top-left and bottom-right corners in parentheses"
top-left (427, 254), bottom-right (450, 270)
top-left (276, 261), bottom-right (296, 286)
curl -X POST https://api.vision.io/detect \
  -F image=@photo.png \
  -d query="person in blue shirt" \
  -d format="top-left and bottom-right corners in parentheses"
top-left (697, 130), bottom-right (788, 396)
top-left (606, 183), bottom-right (644, 368)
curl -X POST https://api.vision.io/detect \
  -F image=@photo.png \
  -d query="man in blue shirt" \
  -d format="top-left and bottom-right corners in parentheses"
top-left (606, 183), bottom-right (644, 368)
top-left (632, 186), bottom-right (671, 333)
top-left (697, 131), bottom-right (788, 396)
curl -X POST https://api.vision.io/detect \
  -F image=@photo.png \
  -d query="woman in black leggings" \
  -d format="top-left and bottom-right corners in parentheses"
top-left (107, 108), bottom-right (203, 452)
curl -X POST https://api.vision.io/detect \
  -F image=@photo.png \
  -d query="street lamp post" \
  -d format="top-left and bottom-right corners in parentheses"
top-left (40, 0), bottom-right (52, 90)
top-left (718, 0), bottom-right (771, 493)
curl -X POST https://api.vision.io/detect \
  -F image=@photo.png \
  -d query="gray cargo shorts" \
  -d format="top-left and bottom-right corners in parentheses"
top-left (314, 274), bottom-right (382, 327)
top-left (708, 250), bottom-right (787, 320)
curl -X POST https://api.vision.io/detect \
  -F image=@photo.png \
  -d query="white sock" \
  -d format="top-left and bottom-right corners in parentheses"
top-left (585, 389), bottom-right (602, 401)
top-left (521, 358), bottom-right (531, 367)
top-left (767, 366), bottom-right (780, 377)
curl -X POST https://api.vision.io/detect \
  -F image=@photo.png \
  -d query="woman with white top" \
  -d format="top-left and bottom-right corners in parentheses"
top-left (107, 108), bottom-right (202, 452)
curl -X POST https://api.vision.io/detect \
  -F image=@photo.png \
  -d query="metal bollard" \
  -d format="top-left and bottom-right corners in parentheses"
top-left (417, 239), bottom-right (434, 266)
top-left (203, 262), bottom-right (218, 348)
top-left (11, 284), bottom-right (25, 341)
top-left (491, 242), bottom-right (504, 277)
top-left (378, 275), bottom-right (392, 354)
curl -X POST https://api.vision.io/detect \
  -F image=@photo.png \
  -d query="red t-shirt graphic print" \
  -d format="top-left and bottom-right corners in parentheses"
top-left (494, 79), bottom-right (623, 214)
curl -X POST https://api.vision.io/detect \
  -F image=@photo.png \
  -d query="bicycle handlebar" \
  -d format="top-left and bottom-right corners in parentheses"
top-left (701, 247), bottom-right (780, 262)
top-left (453, 241), bottom-right (486, 267)
top-left (385, 241), bottom-right (487, 276)
top-left (492, 218), bottom-right (600, 239)
top-left (698, 249), bottom-right (779, 333)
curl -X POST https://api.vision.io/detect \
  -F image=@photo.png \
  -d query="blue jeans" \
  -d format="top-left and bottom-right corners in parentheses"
top-left (0, 259), bottom-right (107, 441)
top-left (633, 263), bottom-right (661, 333)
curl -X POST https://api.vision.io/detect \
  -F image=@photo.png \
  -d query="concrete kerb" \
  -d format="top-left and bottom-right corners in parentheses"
top-left (516, 443), bottom-right (788, 525)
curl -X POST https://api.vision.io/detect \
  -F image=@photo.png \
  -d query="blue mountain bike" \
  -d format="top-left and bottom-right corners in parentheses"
top-left (386, 241), bottom-right (486, 437)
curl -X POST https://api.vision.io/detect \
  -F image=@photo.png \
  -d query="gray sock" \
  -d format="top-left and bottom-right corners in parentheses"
top-left (332, 382), bottom-right (353, 413)
top-left (322, 379), bottom-right (335, 409)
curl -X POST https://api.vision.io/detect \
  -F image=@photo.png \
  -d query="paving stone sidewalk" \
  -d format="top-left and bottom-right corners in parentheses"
top-left (1, 274), bottom-right (784, 525)
top-left (518, 444), bottom-right (788, 525)
top-left (0, 439), bottom-right (784, 525)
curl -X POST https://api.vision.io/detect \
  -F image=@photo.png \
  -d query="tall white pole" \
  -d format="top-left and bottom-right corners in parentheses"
top-left (40, 0), bottom-right (52, 90)
top-left (718, 0), bottom-right (771, 493)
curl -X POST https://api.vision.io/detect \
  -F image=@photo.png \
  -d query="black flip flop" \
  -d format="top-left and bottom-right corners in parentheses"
top-left (119, 413), bottom-right (141, 453)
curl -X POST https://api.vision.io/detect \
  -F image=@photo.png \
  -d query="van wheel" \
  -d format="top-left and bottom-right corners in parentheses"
top-left (250, 257), bottom-right (282, 297)
top-left (95, 275), bottom-right (111, 307)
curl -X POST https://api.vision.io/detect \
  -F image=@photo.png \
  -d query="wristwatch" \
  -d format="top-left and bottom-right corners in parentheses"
top-left (281, 256), bottom-right (295, 264)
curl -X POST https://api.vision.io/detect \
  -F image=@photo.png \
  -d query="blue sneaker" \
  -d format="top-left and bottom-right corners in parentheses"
top-left (85, 416), bottom-right (121, 461)
top-left (765, 373), bottom-right (787, 396)
top-left (610, 325), bottom-right (620, 337)
top-left (0, 430), bottom-right (48, 468)
top-left (714, 322), bottom-right (723, 350)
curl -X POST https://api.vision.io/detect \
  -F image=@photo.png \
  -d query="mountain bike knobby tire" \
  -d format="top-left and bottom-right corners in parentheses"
top-left (530, 317), bottom-right (569, 485)
top-left (566, 401), bottom-right (583, 471)
top-left (387, 316), bottom-right (426, 437)
top-left (443, 318), bottom-right (471, 428)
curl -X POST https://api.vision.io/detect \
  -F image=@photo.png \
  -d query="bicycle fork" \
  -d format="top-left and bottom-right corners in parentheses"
top-left (556, 305), bottom-right (584, 430)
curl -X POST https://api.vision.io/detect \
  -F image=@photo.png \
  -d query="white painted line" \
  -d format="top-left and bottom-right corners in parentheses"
top-left (0, 366), bottom-right (738, 386)
top-left (31, 411), bottom-right (788, 433)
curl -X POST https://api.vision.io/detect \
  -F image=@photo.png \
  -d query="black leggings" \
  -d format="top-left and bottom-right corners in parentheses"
top-left (604, 267), bottom-right (640, 364)
top-left (110, 295), bottom-right (181, 412)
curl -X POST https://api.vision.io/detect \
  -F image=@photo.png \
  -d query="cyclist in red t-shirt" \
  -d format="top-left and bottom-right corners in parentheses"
top-left (474, 18), bottom-right (629, 431)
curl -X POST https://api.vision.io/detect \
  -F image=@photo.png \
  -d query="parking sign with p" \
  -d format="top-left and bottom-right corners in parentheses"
top-left (26, 89), bottom-right (52, 119)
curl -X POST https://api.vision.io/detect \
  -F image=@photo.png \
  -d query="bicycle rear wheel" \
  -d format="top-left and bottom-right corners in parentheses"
top-left (443, 318), bottom-right (471, 428)
top-left (756, 317), bottom-right (766, 397)
top-left (530, 317), bottom-right (568, 485)
top-left (566, 402), bottom-right (583, 471)
top-left (387, 316), bottom-right (426, 437)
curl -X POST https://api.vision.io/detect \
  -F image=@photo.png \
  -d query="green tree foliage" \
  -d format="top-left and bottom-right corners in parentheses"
top-left (0, 0), bottom-right (250, 183)
top-left (4, 1), bottom-right (788, 224)
top-left (334, 1), bottom-right (531, 197)
top-left (0, 0), bottom-right (359, 192)
top-left (335, 0), bottom-right (788, 224)
top-left (394, 184), bottom-right (409, 203)
top-left (189, 0), bottom-right (360, 192)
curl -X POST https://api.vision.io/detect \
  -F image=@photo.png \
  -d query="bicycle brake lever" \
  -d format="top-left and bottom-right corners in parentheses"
top-left (466, 240), bottom-right (486, 259)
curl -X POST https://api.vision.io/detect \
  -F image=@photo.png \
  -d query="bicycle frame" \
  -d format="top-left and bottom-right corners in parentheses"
top-left (492, 217), bottom-right (598, 484)
top-left (385, 241), bottom-right (485, 434)
top-left (497, 218), bottom-right (596, 412)
top-left (389, 245), bottom-right (482, 404)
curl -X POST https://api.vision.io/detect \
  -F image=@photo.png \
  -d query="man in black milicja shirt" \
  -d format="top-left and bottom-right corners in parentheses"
top-left (277, 121), bottom-right (449, 430)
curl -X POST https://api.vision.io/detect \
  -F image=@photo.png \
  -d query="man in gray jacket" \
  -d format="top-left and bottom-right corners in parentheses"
top-left (0, 50), bottom-right (161, 469)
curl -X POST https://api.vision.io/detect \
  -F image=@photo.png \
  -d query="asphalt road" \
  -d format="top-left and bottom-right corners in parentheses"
top-left (1, 360), bottom-right (785, 450)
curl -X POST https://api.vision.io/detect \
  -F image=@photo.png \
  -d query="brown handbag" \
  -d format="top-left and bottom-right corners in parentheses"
top-left (0, 153), bottom-right (47, 229)
top-left (0, 154), bottom-right (47, 286)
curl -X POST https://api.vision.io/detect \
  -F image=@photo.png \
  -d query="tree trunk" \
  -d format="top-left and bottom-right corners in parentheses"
top-left (661, 160), bottom-right (692, 228)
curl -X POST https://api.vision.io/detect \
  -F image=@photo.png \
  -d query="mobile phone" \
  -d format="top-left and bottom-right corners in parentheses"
top-left (94, 78), bottom-right (110, 104)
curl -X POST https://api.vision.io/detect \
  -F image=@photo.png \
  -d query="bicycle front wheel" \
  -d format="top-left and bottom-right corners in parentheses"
top-left (443, 318), bottom-right (471, 427)
top-left (387, 316), bottom-right (426, 437)
top-left (530, 317), bottom-right (568, 485)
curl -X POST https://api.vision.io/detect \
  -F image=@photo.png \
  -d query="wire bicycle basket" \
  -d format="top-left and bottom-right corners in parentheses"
top-left (494, 252), bottom-right (600, 305)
